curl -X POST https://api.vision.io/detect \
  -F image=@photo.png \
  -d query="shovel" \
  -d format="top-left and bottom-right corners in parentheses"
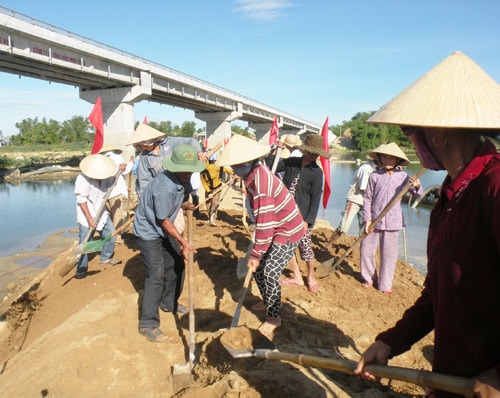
top-left (222, 343), bottom-right (468, 396)
top-left (73, 216), bottom-right (134, 254)
top-left (172, 210), bottom-right (196, 391)
top-left (317, 168), bottom-right (426, 278)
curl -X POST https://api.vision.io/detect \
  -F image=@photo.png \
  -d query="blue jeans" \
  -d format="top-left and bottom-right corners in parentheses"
top-left (75, 217), bottom-right (116, 275)
top-left (136, 236), bottom-right (185, 329)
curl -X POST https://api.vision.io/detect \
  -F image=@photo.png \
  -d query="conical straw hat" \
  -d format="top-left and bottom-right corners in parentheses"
top-left (368, 142), bottom-right (410, 166)
top-left (126, 124), bottom-right (165, 145)
top-left (98, 144), bottom-right (123, 154)
top-left (369, 51), bottom-right (500, 129)
top-left (79, 154), bottom-right (118, 179)
top-left (215, 135), bottom-right (270, 166)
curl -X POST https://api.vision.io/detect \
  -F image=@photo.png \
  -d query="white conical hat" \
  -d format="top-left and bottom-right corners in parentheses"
top-left (79, 154), bottom-right (118, 179)
top-left (369, 51), bottom-right (500, 129)
top-left (368, 142), bottom-right (410, 166)
top-left (126, 124), bottom-right (165, 145)
top-left (215, 135), bottom-right (270, 166)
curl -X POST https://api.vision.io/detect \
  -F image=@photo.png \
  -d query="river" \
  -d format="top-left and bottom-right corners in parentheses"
top-left (0, 163), bottom-right (447, 279)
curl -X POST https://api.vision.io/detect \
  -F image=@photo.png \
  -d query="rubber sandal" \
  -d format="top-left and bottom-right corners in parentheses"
top-left (139, 327), bottom-right (169, 343)
top-left (160, 304), bottom-right (188, 314)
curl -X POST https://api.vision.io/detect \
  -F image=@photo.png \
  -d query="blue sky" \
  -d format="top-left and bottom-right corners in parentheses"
top-left (1, 0), bottom-right (500, 136)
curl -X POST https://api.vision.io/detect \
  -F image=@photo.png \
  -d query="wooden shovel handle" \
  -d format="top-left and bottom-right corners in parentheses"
top-left (255, 350), bottom-right (468, 395)
top-left (230, 266), bottom-right (253, 329)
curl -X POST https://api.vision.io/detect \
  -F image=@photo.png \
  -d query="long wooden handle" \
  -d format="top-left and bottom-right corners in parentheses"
top-left (331, 168), bottom-right (426, 271)
top-left (255, 350), bottom-right (468, 395)
top-left (206, 142), bottom-right (222, 158)
top-left (187, 210), bottom-right (196, 368)
top-left (230, 266), bottom-right (253, 328)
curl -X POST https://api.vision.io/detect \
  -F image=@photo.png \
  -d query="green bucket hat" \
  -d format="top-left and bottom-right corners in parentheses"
top-left (162, 145), bottom-right (206, 173)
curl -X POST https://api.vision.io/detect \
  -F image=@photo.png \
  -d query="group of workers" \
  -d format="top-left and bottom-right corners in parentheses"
top-left (72, 51), bottom-right (499, 397)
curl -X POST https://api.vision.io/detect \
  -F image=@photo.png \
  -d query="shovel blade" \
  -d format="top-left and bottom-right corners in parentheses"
top-left (220, 325), bottom-right (276, 358)
top-left (315, 258), bottom-right (335, 279)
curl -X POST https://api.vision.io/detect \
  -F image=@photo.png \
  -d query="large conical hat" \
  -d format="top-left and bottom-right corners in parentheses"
top-left (215, 135), bottom-right (270, 166)
top-left (126, 124), bottom-right (165, 145)
top-left (368, 51), bottom-right (500, 129)
top-left (79, 154), bottom-right (118, 179)
top-left (368, 142), bottom-right (410, 166)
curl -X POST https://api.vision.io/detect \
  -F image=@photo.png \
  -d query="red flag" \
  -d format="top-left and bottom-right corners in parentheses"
top-left (269, 116), bottom-right (279, 145)
top-left (203, 138), bottom-right (208, 151)
top-left (88, 96), bottom-right (104, 154)
top-left (143, 115), bottom-right (148, 124)
top-left (320, 117), bottom-right (331, 209)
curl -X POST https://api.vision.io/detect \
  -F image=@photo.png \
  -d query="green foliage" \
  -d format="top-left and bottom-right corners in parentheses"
top-left (332, 111), bottom-right (411, 152)
top-left (10, 116), bottom-right (94, 146)
top-left (231, 125), bottom-right (253, 137)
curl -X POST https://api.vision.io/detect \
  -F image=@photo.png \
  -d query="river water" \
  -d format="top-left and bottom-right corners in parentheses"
top-left (0, 163), bottom-right (447, 276)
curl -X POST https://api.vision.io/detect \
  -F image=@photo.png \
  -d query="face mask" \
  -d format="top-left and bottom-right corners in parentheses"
top-left (401, 126), bottom-right (444, 171)
top-left (232, 163), bottom-right (253, 177)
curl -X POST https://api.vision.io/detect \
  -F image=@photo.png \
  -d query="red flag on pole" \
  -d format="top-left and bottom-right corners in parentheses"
top-left (269, 116), bottom-right (279, 145)
top-left (88, 96), bottom-right (104, 154)
top-left (320, 117), bottom-right (331, 209)
top-left (143, 116), bottom-right (148, 124)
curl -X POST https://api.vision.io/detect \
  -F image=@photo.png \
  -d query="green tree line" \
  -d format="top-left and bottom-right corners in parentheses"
top-left (4, 111), bottom-right (410, 152)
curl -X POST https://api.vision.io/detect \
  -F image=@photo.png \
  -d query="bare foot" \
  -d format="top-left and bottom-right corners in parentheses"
top-left (280, 277), bottom-right (304, 287)
top-left (307, 277), bottom-right (320, 293)
top-left (251, 301), bottom-right (267, 311)
top-left (258, 316), bottom-right (282, 335)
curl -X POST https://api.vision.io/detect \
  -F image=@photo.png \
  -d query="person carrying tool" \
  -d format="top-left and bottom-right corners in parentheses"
top-left (216, 135), bottom-right (304, 336)
top-left (324, 158), bottom-right (377, 248)
top-left (126, 123), bottom-right (207, 196)
top-left (98, 144), bottom-right (134, 244)
top-left (200, 154), bottom-right (234, 226)
top-left (74, 154), bottom-right (122, 279)
top-left (359, 142), bottom-right (422, 295)
top-left (271, 133), bottom-right (329, 293)
top-left (133, 145), bottom-right (206, 343)
top-left (354, 52), bottom-right (500, 397)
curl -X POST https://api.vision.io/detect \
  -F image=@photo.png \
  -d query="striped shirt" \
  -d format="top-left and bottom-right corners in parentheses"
top-left (245, 164), bottom-right (304, 260)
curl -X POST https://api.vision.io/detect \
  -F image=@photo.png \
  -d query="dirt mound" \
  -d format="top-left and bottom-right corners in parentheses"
top-left (0, 188), bottom-right (433, 397)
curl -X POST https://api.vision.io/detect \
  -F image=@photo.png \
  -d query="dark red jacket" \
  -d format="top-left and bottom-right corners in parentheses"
top-left (377, 141), bottom-right (500, 397)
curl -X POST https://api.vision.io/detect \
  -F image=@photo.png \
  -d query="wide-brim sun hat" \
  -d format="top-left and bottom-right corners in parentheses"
top-left (79, 154), bottom-right (118, 179)
top-left (283, 134), bottom-right (302, 148)
top-left (163, 144), bottom-right (206, 173)
top-left (215, 135), bottom-right (270, 166)
top-left (299, 133), bottom-right (331, 158)
top-left (368, 51), bottom-right (500, 129)
top-left (279, 147), bottom-right (291, 159)
top-left (368, 142), bottom-right (410, 166)
top-left (127, 124), bottom-right (165, 146)
top-left (98, 144), bottom-right (123, 154)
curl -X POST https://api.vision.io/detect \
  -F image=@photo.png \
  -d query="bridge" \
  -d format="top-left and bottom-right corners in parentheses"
top-left (0, 6), bottom-right (320, 154)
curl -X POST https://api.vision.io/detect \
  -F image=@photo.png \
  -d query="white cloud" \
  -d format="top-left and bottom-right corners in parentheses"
top-left (234, 0), bottom-right (294, 22)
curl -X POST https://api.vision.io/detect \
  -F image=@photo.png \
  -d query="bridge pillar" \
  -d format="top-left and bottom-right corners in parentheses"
top-left (80, 72), bottom-right (152, 159)
top-left (249, 117), bottom-right (284, 143)
top-left (195, 106), bottom-right (242, 150)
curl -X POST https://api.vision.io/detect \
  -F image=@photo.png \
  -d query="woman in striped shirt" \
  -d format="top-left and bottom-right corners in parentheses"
top-left (216, 135), bottom-right (305, 336)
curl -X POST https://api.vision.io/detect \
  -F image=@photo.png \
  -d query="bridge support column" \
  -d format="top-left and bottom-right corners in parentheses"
top-left (80, 72), bottom-right (152, 158)
top-left (195, 106), bottom-right (242, 150)
top-left (249, 117), bottom-right (284, 143)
